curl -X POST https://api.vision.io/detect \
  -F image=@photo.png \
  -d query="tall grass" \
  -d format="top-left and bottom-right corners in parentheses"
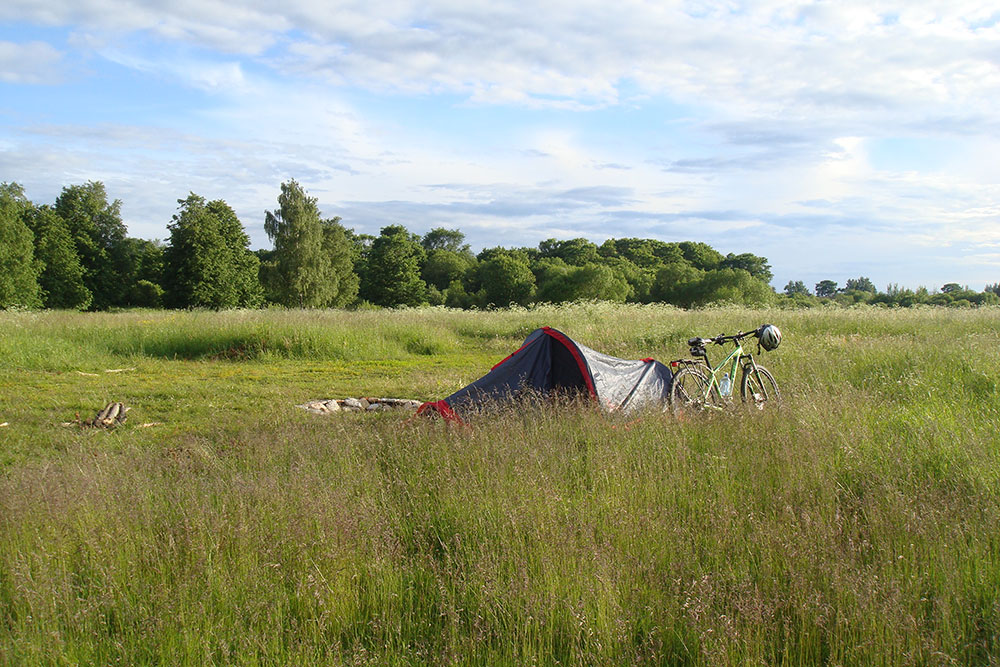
top-left (1, 304), bottom-right (999, 664)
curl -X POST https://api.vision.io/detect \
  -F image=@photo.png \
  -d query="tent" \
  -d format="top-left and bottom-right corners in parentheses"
top-left (417, 326), bottom-right (674, 422)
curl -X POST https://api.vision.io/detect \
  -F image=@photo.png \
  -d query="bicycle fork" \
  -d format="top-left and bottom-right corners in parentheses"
top-left (741, 358), bottom-right (769, 407)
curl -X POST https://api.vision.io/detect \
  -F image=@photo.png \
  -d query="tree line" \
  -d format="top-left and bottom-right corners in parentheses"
top-left (1, 179), bottom-right (996, 311)
top-left (783, 278), bottom-right (1000, 308)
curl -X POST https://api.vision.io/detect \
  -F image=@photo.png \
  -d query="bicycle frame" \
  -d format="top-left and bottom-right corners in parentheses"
top-left (703, 344), bottom-right (743, 398)
top-left (688, 337), bottom-right (763, 402)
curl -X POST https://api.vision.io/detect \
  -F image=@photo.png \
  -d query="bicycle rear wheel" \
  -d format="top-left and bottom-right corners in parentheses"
top-left (740, 364), bottom-right (779, 410)
top-left (670, 367), bottom-right (721, 417)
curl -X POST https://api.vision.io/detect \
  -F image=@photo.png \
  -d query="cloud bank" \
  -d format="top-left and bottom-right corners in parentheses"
top-left (1, 0), bottom-right (998, 289)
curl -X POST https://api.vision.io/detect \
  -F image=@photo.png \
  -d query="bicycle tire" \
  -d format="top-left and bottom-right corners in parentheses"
top-left (670, 367), bottom-right (722, 417)
top-left (740, 364), bottom-right (780, 410)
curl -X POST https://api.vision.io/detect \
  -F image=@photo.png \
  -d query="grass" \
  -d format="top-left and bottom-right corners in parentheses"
top-left (1, 303), bottom-right (999, 665)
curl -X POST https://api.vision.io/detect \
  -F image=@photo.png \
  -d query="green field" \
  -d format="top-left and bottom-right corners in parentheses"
top-left (2, 304), bottom-right (999, 665)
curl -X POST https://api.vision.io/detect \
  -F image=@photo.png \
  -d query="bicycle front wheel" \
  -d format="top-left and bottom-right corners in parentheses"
top-left (670, 367), bottom-right (721, 417)
top-left (741, 364), bottom-right (779, 410)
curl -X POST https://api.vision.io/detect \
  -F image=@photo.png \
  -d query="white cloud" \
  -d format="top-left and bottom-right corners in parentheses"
top-left (99, 47), bottom-right (247, 91)
top-left (1, 0), bottom-right (285, 54)
top-left (0, 40), bottom-right (64, 83)
top-left (261, 0), bottom-right (1000, 124)
top-left (5, 1), bottom-right (998, 121)
top-left (2, 0), bottom-right (999, 289)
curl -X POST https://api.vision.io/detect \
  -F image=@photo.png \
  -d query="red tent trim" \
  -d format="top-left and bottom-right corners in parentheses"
top-left (490, 337), bottom-right (534, 370)
top-left (416, 399), bottom-right (464, 424)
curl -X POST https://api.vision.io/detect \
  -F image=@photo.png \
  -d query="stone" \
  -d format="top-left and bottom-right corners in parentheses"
top-left (296, 396), bottom-right (424, 415)
top-left (374, 398), bottom-right (423, 410)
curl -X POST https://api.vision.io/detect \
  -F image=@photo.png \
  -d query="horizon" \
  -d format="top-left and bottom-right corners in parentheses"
top-left (2, 1), bottom-right (998, 292)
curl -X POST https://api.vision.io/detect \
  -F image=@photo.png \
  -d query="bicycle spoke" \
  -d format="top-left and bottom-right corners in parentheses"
top-left (741, 364), bottom-right (779, 411)
top-left (671, 368), bottom-right (721, 417)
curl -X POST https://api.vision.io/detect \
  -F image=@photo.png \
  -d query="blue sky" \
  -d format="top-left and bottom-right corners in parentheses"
top-left (2, 1), bottom-right (999, 291)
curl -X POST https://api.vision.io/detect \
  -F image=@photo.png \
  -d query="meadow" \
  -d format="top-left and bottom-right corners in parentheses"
top-left (1, 304), bottom-right (998, 665)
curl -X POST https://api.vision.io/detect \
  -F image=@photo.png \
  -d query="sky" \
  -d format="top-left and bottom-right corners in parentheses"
top-left (1, 1), bottom-right (999, 292)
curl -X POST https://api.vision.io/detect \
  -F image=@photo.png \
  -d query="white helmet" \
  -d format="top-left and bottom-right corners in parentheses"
top-left (757, 324), bottom-right (781, 351)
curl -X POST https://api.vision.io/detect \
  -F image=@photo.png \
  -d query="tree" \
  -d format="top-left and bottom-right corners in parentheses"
top-left (0, 183), bottom-right (41, 308)
top-left (131, 280), bottom-right (164, 308)
top-left (977, 291), bottom-right (1000, 306)
top-left (26, 205), bottom-right (91, 309)
top-left (721, 252), bottom-right (773, 284)
top-left (576, 263), bottom-right (630, 302)
top-left (650, 261), bottom-right (703, 307)
top-left (834, 289), bottom-right (874, 306)
top-left (533, 257), bottom-right (571, 302)
top-left (54, 181), bottom-right (128, 310)
top-left (359, 225), bottom-right (427, 307)
top-left (211, 200), bottom-right (264, 308)
top-left (320, 217), bottom-right (359, 307)
top-left (815, 280), bottom-right (838, 298)
top-left (599, 256), bottom-right (651, 302)
top-left (477, 246), bottom-right (534, 265)
top-left (690, 268), bottom-right (773, 307)
top-left (264, 180), bottom-right (354, 308)
top-left (537, 238), bottom-right (600, 266)
top-left (879, 283), bottom-right (918, 307)
top-left (545, 263), bottom-right (630, 303)
top-left (783, 280), bottom-right (810, 296)
top-left (443, 279), bottom-right (474, 309)
top-left (163, 194), bottom-right (262, 309)
top-left (844, 276), bottom-right (877, 293)
top-left (120, 238), bottom-right (164, 307)
top-left (599, 238), bottom-right (683, 268)
top-left (678, 241), bottom-right (723, 270)
top-left (940, 283), bottom-right (963, 294)
top-left (121, 238), bottom-right (164, 286)
top-left (421, 228), bottom-right (471, 255)
top-left (475, 253), bottom-right (536, 307)
top-left (422, 248), bottom-right (476, 291)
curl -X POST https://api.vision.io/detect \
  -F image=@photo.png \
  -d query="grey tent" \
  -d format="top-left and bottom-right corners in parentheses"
top-left (417, 327), bottom-right (674, 422)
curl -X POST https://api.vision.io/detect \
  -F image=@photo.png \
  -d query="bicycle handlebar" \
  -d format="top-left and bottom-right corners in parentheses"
top-left (689, 328), bottom-right (760, 347)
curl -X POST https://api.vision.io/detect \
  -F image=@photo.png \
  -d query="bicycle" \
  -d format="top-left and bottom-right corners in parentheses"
top-left (669, 326), bottom-right (780, 416)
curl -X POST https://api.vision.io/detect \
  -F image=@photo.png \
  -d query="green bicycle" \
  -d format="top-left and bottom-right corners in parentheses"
top-left (669, 324), bottom-right (781, 416)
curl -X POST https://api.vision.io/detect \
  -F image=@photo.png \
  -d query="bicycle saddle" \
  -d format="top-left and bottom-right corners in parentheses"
top-left (688, 337), bottom-right (710, 347)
